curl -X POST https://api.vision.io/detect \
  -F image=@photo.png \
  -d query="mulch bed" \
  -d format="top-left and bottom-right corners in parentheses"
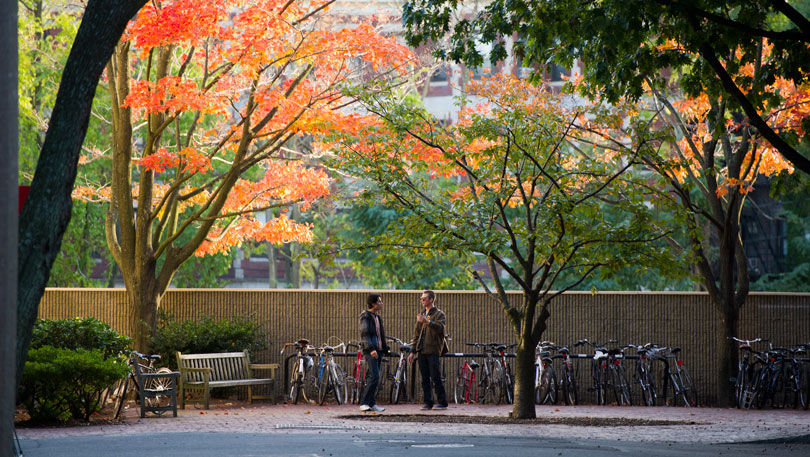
top-left (338, 414), bottom-right (703, 427)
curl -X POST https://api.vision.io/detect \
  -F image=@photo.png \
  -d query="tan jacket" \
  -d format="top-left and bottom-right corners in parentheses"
top-left (409, 307), bottom-right (446, 355)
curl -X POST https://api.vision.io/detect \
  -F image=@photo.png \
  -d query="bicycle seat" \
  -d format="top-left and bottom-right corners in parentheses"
top-left (297, 339), bottom-right (310, 346)
top-left (559, 347), bottom-right (569, 354)
top-left (401, 343), bottom-right (412, 352)
top-left (469, 360), bottom-right (480, 368)
top-left (540, 351), bottom-right (551, 357)
top-left (670, 347), bottom-right (681, 354)
top-left (495, 344), bottom-right (508, 351)
top-left (608, 348), bottom-right (622, 356)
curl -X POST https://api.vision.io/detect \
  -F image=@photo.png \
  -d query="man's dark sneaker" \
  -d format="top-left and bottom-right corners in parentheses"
top-left (433, 404), bottom-right (448, 410)
top-left (420, 405), bottom-right (433, 410)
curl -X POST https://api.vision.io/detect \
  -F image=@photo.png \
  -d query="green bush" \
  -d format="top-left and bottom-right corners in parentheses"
top-left (151, 311), bottom-right (269, 369)
top-left (19, 346), bottom-right (129, 421)
top-left (31, 317), bottom-right (132, 359)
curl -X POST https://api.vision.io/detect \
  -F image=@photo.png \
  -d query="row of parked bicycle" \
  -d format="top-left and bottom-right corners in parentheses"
top-left (455, 339), bottom-right (698, 407)
top-left (731, 337), bottom-right (810, 410)
top-left (279, 336), bottom-right (704, 407)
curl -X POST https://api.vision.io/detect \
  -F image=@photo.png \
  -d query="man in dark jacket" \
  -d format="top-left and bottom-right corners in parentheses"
top-left (407, 290), bottom-right (448, 410)
top-left (359, 293), bottom-right (389, 412)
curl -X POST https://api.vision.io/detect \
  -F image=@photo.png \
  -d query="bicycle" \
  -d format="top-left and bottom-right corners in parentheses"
top-left (583, 339), bottom-right (632, 406)
top-left (315, 342), bottom-right (348, 405)
top-left (730, 337), bottom-right (768, 409)
top-left (556, 343), bottom-right (580, 405)
top-left (280, 339), bottom-right (312, 404)
top-left (345, 342), bottom-right (366, 404)
top-left (770, 345), bottom-right (808, 409)
top-left (747, 344), bottom-right (806, 409)
top-left (454, 353), bottom-right (479, 404)
top-left (657, 346), bottom-right (697, 407)
top-left (112, 351), bottom-right (175, 419)
top-left (535, 341), bottom-right (558, 405)
top-left (626, 343), bottom-right (661, 407)
top-left (468, 342), bottom-right (515, 404)
top-left (386, 336), bottom-right (411, 404)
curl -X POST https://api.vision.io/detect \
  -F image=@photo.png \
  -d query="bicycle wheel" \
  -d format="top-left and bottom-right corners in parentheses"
top-left (144, 367), bottom-right (175, 415)
top-left (678, 367), bottom-right (698, 407)
top-left (561, 364), bottom-right (578, 406)
top-left (113, 374), bottom-right (131, 420)
top-left (594, 363), bottom-right (606, 406)
top-left (479, 369), bottom-right (497, 404)
top-left (800, 363), bottom-right (809, 410)
top-left (391, 364), bottom-right (408, 404)
top-left (771, 366), bottom-right (789, 409)
top-left (754, 368), bottom-right (771, 409)
top-left (333, 364), bottom-right (347, 405)
top-left (796, 362), bottom-right (810, 410)
top-left (454, 369), bottom-right (474, 404)
top-left (345, 376), bottom-right (358, 404)
top-left (491, 364), bottom-right (508, 405)
top-left (783, 368), bottom-right (800, 410)
top-left (289, 360), bottom-right (302, 404)
top-left (318, 373), bottom-right (330, 405)
top-left (611, 365), bottom-right (632, 406)
top-left (536, 366), bottom-right (553, 405)
top-left (503, 364), bottom-right (514, 404)
top-left (547, 368), bottom-right (558, 405)
top-left (734, 363), bottom-right (748, 408)
top-left (639, 365), bottom-right (656, 407)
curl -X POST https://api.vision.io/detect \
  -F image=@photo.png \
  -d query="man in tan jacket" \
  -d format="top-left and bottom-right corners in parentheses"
top-left (407, 290), bottom-right (448, 410)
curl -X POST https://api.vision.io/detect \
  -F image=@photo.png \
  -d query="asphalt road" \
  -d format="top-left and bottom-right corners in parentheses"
top-left (17, 432), bottom-right (810, 457)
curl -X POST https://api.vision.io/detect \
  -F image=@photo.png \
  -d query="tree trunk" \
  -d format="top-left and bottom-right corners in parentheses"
top-left (16, 0), bottom-right (148, 391)
top-left (511, 345), bottom-right (536, 419)
top-left (130, 277), bottom-right (162, 353)
top-left (289, 243), bottom-right (301, 288)
top-left (717, 310), bottom-right (739, 407)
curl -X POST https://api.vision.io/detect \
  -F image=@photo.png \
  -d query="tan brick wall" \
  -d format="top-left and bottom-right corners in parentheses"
top-left (38, 288), bottom-right (810, 405)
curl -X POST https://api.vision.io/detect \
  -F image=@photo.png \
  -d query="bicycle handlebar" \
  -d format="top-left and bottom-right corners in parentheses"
top-left (729, 337), bottom-right (768, 346)
top-left (280, 340), bottom-right (310, 355)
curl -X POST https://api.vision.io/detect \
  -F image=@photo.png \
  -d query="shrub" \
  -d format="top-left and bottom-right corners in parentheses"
top-left (31, 317), bottom-right (132, 359)
top-left (150, 311), bottom-right (269, 369)
top-left (19, 346), bottom-right (129, 421)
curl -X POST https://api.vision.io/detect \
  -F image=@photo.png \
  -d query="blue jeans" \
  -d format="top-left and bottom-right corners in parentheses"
top-left (360, 352), bottom-right (382, 407)
top-left (417, 353), bottom-right (447, 407)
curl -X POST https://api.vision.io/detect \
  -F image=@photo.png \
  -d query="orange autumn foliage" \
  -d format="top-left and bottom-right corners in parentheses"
top-left (76, 0), bottom-right (414, 257)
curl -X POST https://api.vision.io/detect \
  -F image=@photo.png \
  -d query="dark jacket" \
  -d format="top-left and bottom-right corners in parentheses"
top-left (359, 310), bottom-right (390, 355)
top-left (409, 307), bottom-right (446, 355)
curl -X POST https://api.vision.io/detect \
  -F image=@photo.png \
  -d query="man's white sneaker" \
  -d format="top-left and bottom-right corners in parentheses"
top-left (359, 405), bottom-right (371, 411)
top-left (370, 405), bottom-right (385, 412)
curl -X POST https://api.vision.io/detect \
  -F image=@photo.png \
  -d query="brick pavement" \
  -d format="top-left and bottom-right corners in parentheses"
top-left (16, 400), bottom-right (810, 444)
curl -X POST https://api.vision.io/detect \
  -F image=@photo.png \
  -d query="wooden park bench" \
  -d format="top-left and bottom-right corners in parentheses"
top-left (176, 350), bottom-right (279, 410)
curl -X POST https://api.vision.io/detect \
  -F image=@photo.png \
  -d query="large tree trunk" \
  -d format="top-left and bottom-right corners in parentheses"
top-left (130, 266), bottom-right (161, 352)
top-left (511, 345), bottom-right (537, 419)
top-left (16, 0), bottom-right (148, 391)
